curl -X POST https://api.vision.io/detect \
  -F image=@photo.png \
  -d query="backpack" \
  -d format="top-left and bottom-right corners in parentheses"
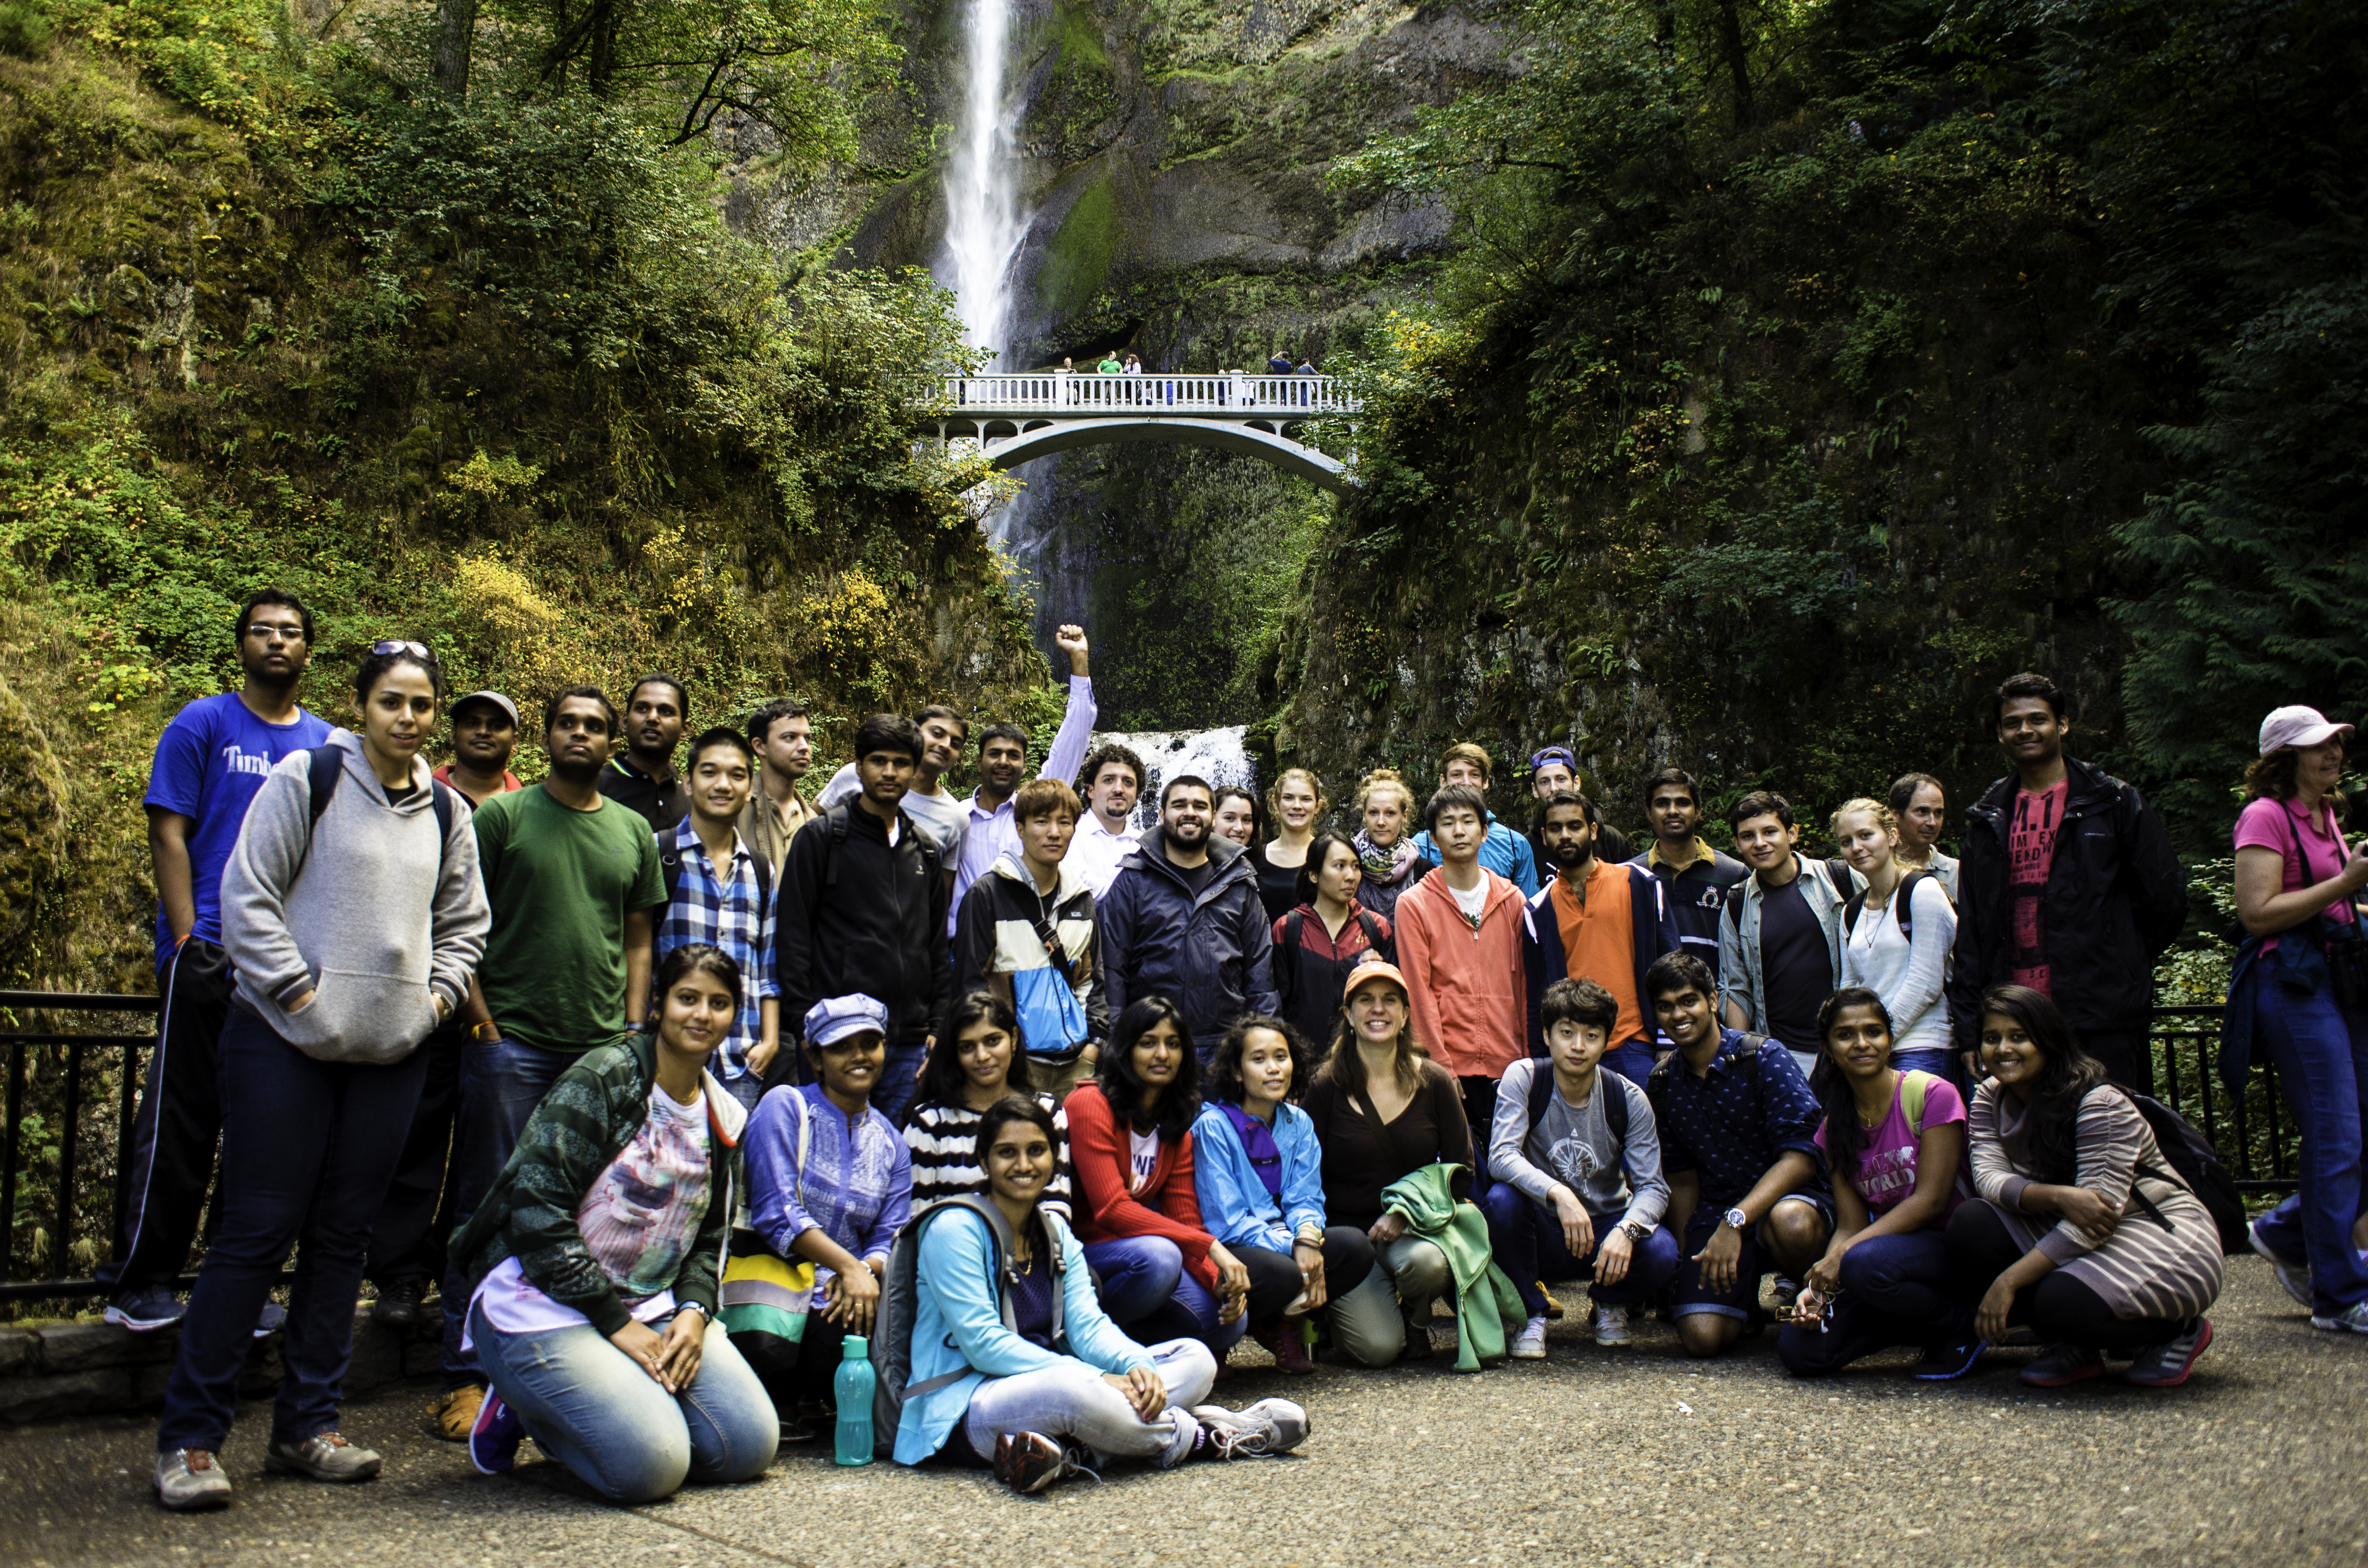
top-left (1722, 857), bottom-right (1856, 933)
top-left (1840, 869), bottom-right (1933, 942)
top-left (1503, 1059), bottom-right (1634, 1186)
top-left (1276, 907), bottom-right (1388, 1011)
top-left (2124, 1093), bottom-right (2251, 1255)
top-left (870, 1194), bottom-right (1069, 1459)
top-left (659, 834), bottom-right (774, 922)
top-left (814, 801), bottom-right (942, 891)
top-left (302, 745), bottom-right (455, 873)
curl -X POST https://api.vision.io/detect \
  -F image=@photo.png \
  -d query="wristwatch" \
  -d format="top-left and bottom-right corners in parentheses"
top-left (1619, 1218), bottom-right (1653, 1242)
top-left (1722, 1206), bottom-right (1751, 1231)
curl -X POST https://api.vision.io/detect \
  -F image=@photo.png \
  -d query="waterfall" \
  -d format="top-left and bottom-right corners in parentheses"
top-left (940, 0), bottom-right (1029, 361)
top-left (1093, 727), bottom-right (1259, 830)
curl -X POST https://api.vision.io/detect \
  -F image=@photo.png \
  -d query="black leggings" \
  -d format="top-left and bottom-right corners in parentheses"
top-left (1947, 1201), bottom-right (2187, 1351)
top-left (1234, 1226), bottom-right (1378, 1322)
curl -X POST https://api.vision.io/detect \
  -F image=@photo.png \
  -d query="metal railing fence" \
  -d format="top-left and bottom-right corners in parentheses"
top-left (908, 372), bottom-right (1359, 416)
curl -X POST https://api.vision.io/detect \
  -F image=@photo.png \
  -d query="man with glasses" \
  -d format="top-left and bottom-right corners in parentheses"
top-left (106, 589), bottom-right (333, 1335)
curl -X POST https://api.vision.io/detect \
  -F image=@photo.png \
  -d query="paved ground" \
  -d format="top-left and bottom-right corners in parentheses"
top-left (3, 1259), bottom-right (2363, 1568)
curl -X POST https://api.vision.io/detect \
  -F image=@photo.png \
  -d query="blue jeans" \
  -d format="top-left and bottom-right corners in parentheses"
top-left (1478, 1183), bottom-right (1679, 1317)
top-left (442, 1035), bottom-right (576, 1387)
top-left (869, 1035), bottom-right (928, 1132)
top-left (1777, 1227), bottom-right (1967, 1376)
top-left (1080, 1237), bottom-right (1248, 1351)
top-left (470, 1301), bottom-right (776, 1504)
top-left (156, 1007), bottom-right (429, 1452)
top-left (1601, 1041), bottom-right (1656, 1087)
top-left (2252, 979), bottom-right (2368, 1314)
top-left (1891, 1046), bottom-right (1958, 1081)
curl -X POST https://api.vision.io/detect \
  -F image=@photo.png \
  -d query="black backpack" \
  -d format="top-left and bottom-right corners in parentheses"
top-left (1841, 869), bottom-right (1935, 942)
top-left (2125, 1094), bottom-right (2252, 1255)
top-left (1724, 857), bottom-right (1857, 932)
top-left (1276, 907), bottom-right (1389, 1010)
top-left (1499, 1059), bottom-right (1637, 1185)
top-left (302, 745), bottom-right (455, 870)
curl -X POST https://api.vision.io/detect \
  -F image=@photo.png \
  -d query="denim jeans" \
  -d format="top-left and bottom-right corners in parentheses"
top-left (156, 1007), bottom-right (429, 1453)
top-left (2251, 979), bottom-right (2368, 1314)
top-left (1478, 1183), bottom-right (1680, 1317)
top-left (1080, 1236), bottom-right (1245, 1350)
top-left (1890, 1046), bottom-right (1960, 1085)
top-left (869, 1034), bottom-right (928, 1133)
top-left (442, 1035), bottom-right (577, 1386)
top-left (1600, 1041), bottom-right (1656, 1087)
top-left (470, 1302), bottom-right (777, 1504)
top-left (958, 1336), bottom-right (1216, 1468)
top-left (1777, 1226), bottom-right (1968, 1376)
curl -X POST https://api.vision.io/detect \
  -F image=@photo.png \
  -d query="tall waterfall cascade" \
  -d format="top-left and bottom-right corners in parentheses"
top-left (938, 0), bottom-right (1030, 362)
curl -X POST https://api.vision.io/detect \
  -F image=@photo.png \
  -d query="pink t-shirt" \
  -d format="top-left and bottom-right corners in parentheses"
top-left (1815, 1070), bottom-right (1970, 1224)
top-left (2233, 797), bottom-right (2356, 954)
top-left (2007, 779), bottom-right (2070, 993)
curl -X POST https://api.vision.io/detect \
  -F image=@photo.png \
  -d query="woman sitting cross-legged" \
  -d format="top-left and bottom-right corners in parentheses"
top-left (905, 992), bottom-right (1075, 1222)
top-left (1065, 997), bottom-right (1255, 1351)
top-left (1193, 1016), bottom-right (1378, 1374)
top-left (1778, 988), bottom-right (1983, 1382)
top-left (1302, 962), bottom-right (1474, 1366)
top-left (458, 944), bottom-right (776, 1503)
top-left (1950, 985), bottom-right (2221, 1388)
top-left (740, 993), bottom-right (915, 1440)
top-left (894, 1097), bottom-right (1307, 1492)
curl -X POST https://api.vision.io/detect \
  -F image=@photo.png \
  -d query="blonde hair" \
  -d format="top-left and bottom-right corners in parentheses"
top-left (1266, 766), bottom-right (1330, 823)
top-left (1829, 796), bottom-right (1897, 840)
top-left (1356, 767), bottom-right (1415, 818)
top-left (1438, 742), bottom-right (1493, 784)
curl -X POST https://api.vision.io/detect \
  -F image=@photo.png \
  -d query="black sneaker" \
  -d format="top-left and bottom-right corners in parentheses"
top-left (1913, 1339), bottom-right (1987, 1381)
top-left (992, 1431), bottom-right (1097, 1494)
top-left (105, 1284), bottom-right (185, 1333)
top-left (370, 1275), bottom-right (429, 1330)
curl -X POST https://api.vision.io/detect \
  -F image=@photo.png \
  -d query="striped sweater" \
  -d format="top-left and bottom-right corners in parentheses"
top-left (1968, 1081), bottom-right (2222, 1321)
top-left (902, 1096), bottom-right (1074, 1223)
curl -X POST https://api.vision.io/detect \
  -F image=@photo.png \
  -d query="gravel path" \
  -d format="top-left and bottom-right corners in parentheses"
top-left (4, 1259), bottom-right (2362, 1568)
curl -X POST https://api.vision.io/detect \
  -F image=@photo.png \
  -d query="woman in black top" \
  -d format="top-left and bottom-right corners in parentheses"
top-left (1252, 768), bottom-right (1325, 923)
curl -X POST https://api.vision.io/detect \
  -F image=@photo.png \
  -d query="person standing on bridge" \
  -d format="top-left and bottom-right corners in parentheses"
top-left (1097, 775), bottom-right (1280, 1054)
top-left (1267, 350), bottom-right (1293, 378)
top-left (1410, 743), bottom-right (1541, 898)
top-left (952, 625), bottom-right (1098, 933)
top-left (1070, 742), bottom-right (1147, 899)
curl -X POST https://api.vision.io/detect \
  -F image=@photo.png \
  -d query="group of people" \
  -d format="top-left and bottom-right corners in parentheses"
top-left (107, 591), bottom-right (2368, 1520)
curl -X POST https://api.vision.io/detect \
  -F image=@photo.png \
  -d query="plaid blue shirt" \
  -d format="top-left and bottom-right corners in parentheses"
top-left (653, 818), bottom-right (778, 1079)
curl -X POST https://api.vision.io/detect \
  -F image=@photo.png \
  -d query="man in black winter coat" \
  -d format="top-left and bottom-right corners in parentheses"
top-left (1945, 673), bottom-right (2187, 1094)
top-left (774, 712), bottom-right (951, 1126)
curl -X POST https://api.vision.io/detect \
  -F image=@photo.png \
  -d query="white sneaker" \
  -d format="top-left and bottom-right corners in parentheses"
top-left (1512, 1317), bottom-right (1548, 1359)
top-left (2309, 1301), bottom-right (2368, 1335)
top-left (2251, 1223), bottom-right (2312, 1308)
top-left (1594, 1306), bottom-right (1632, 1347)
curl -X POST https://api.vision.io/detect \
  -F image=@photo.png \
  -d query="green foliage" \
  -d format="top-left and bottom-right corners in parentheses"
top-left (0, 0), bottom-right (53, 58)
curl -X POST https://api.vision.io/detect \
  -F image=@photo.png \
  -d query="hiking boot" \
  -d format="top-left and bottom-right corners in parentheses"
top-left (1191, 1398), bottom-right (1307, 1458)
top-left (1271, 1321), bottom-right (1316, 1375)
top-left (1913, 1340), bottom-right (1987, 1382)
top-left (468, 1390), bottom-right (525, 1474)
top-left (1593, 1306), bottom-right (1632, 1347)
top-left (2123, 1319), bottom-right (2213, 1387)
top-left (1511, 1317), bottom-right (1548, 1360)
top-left (2019, 1344), bottom-right (2106, 1387)
top-left (106, 1285), bottom-right (185, 1334)
top-left (1540, 1285), bottom-right (1564, 1321)
top-left (254, 1300), bottom-right (287, 1339)
top-left (2309, 1301), bottom-right (2368, 1335)
top-left (154, 1448), bottom-right (231, 1511)
top-left (370, 1276), bottom-right (428, 1331)
top-left (2251, 1223), bottom-right (2312, 1308)
top-left (432, 1384), bottom-right (484, 1442)
top-left (993, 1431), bottom-right (1098, 1494)
top-left (264, 1432), bottom-right (382, 1483)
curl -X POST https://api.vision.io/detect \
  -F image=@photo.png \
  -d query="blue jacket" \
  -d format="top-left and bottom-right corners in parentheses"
top-left (1521, 862), bottom-right (1679, 1052)
top-left (1097, 831), bottom-right (1279, 1049)
top-left (1190, 1101), bottom-right (1326, 1252)
top-left (1413, 813), bottom-right (1541, 898)
top-left (892, 1205), bottom-right (1150, 1465)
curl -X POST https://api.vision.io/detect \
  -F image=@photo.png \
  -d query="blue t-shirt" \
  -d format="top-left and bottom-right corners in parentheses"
top-left (143, 692), bottom-right (334, 968)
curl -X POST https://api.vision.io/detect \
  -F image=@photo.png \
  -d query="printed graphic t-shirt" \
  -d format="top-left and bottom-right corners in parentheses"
top-left (1128, 1128), bottom-right (1162, 1193)
top-left (143, 693), bottom-right (334, 968)
top-left (2008, 779), bottom-right (2070, 993)
top-left (1814, 1070), bottom-right (1969, 1223)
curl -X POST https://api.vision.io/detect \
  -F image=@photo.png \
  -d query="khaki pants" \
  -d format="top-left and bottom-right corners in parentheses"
top-left (1025, 1052), bottom-right (1097, 1102)
top-left (1326, 1235), bottom-right (1452, 1367)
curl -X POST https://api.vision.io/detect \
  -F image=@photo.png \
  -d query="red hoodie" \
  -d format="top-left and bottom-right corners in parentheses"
top-left (1064, 1082), bottom-right (1219, 1291)
top-left (1393, 867), bottom-right (1529, 1079)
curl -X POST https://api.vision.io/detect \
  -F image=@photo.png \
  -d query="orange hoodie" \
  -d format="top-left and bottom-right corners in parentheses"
top-left (1393, 867), bottom-right (1530, 1078)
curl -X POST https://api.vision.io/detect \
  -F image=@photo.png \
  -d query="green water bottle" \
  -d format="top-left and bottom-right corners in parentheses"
top-left (833, 1335), bottom-right (875, 1465)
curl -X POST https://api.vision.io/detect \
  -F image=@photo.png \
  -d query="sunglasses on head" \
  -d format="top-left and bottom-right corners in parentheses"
top-left (370, 639), bottom-right (438, 662)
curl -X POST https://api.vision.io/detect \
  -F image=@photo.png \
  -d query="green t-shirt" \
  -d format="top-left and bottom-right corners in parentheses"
top-left (472, 784), bottom-right (666, 1052)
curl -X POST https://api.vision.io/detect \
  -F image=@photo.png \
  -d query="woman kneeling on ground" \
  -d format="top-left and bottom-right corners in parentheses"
top-left (1779, 988), bottom-right (1982, 1381)
top-left (1302, 962), bottom-right (1474, 1366)
top-left (1194, 1016), bottom-right (1378, 1373)
top-left (895, 1097), bottom-right (1307, 1492)
top-left (1066, 997), bottom-right (1255, 1350)
top-left (1950, 985), bottom-right (2221, 1387)
top-left (459, 944), bottom-right (775, 1502)
top-left (905, 991), bottom-right (1076, 1221)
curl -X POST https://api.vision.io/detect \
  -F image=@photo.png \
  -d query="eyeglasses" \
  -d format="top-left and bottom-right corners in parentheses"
top-left (370, 639), bottom-right (438, 662)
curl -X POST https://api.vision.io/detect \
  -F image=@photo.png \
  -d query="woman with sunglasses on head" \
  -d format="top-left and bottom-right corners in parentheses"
top-left (456, 945), bottom-right (776, 1499)
top-left (154, 640), bottom-right (489, 1511)
top-left (906, 992), bottom-right (1076, 1221)
top-left (1194, 1015), bottom-right (1377, 1373)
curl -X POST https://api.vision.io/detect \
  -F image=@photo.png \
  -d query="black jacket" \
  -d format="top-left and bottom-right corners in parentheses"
top-left (1096, 831), bottom-right (1279, 1050)
top-left (775, 802), bottom-right (950, 1044)
top-left (1945, 756), bottom-right (2187, 1049)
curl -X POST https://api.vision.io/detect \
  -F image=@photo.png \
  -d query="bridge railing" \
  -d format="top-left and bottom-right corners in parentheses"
top-left (910, 373), bottom-right (1357, 416)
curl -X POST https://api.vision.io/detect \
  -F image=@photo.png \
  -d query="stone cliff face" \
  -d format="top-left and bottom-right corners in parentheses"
top-left (725, 0), bottom-right (1506, 728)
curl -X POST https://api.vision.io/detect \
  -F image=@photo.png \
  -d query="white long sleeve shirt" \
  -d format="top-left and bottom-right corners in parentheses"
top-left (1839, 872), bottom-right (1958, 1057)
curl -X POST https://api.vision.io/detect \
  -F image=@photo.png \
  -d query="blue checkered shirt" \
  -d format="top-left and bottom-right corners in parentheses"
top-left (653, 819), bottom-right (778, 1079)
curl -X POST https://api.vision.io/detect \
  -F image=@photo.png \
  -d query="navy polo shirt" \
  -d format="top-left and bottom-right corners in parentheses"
top-left (1648, 1029), bottom-right (1827, 1210)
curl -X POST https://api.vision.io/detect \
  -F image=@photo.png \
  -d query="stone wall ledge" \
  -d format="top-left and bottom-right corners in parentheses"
top-left (0, 1309), bottom-right (440, 1425)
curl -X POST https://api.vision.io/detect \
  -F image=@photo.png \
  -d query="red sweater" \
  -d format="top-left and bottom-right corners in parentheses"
top-left (1064, 1083), bottom-right (1218, 1291)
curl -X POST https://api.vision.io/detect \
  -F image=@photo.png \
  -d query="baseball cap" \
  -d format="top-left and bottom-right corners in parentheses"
top-left (2258, 705), bottom-right (2352, 757)
top-left (804, 993), bottom-right (890, 1046)
top-left (453, 690), bottom-right (520, 728)
top-left (1529, 746), bottom-right (1577, 772)
top-left (1342, 958), bottom-right (1410, 1004)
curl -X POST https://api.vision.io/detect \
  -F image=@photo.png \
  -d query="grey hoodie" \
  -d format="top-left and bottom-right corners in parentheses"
top-left (220, 730), bottom-right (491, 1064)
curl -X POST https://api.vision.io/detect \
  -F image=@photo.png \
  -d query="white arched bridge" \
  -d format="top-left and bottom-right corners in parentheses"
top-left (910, 374), bottom-right (1360, 491)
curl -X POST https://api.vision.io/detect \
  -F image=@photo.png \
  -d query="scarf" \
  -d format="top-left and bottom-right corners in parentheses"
top-left (1356, 830), bottom-right (1422, 887)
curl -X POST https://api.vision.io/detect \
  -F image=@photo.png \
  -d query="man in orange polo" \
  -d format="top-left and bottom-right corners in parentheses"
top-left (1524, 790), bottom-right (1679, 1085)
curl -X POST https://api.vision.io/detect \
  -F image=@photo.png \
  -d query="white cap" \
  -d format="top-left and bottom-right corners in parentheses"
top-left (2258, 705), bottom-right (2353, 757)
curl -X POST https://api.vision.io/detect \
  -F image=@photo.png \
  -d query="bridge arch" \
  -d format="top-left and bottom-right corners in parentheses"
top-left (940, 415), bottom-right (1350, 491)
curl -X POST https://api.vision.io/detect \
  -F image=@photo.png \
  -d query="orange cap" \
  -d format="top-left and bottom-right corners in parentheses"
top-left (1342, 958), bottom-right (1409, 1003)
